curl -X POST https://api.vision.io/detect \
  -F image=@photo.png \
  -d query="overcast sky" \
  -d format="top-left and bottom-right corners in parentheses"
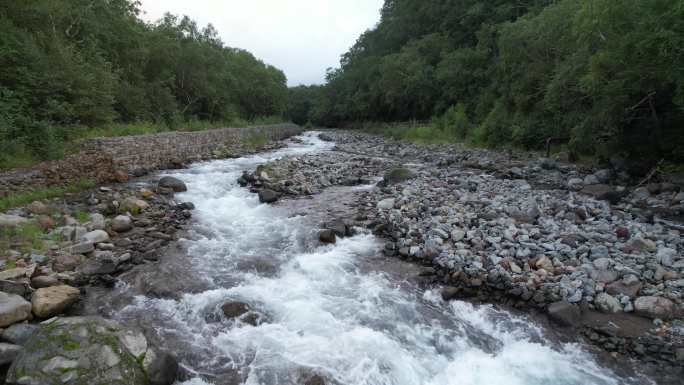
top-left (138, 0), bottom-right (384, 86)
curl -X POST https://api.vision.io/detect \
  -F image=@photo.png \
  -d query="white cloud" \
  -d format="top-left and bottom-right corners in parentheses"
top-left (138, 0), bottom-right (384, 86)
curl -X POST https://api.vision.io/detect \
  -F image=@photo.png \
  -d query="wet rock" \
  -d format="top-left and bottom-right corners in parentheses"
top-left (0, 293), bottom-right (32, 327)
top-left (1, 323), bottom-right (39, 345)
top-left (0, 342), bottom-right (22, 365)
top-left (258, 189), bottom-right (279, 203)
top-left (441, 287), bottom-right (462, 301)
top-left (595, 293), bottom-right (622, 314)
top-left (176, 202), bottom-right (195, 210)
top-left (326, 219), bottom-right (350, 237)
top-left (222, 301), bottom-right (250, 319)
top-left (79, 252), bottom-right (119, 276)
top-left (111, 215), bottom-right (133, 232)
top-left (319, 230), bottom-right (337, 244)
top-left (548, 301), bottom-right (582, 327)
top-left (31, 285), bottom-right (80, 318)
top-left (6, 317), bottom-right (159, 385)
top-left (158, 176), bottom-right (187, 192)
top-left (146, 350), bottom-right (179, 385)
top-left (634, 296), bottom-right (674, 320)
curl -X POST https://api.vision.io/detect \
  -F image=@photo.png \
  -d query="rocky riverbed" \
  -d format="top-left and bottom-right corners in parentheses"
top-left (241, 130), bottom-right (684, 384)
top-left (0, 130), bottom-right (682, 384)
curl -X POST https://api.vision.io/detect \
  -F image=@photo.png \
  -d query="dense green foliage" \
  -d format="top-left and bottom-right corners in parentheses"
top-left (0, 0), bottom-right (287, 168)
top-left (292, 0), bottom-right (684, 164)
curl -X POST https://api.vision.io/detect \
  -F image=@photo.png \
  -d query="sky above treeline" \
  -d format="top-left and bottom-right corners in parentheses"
top-left (138, 0), bottom-right (384, 86)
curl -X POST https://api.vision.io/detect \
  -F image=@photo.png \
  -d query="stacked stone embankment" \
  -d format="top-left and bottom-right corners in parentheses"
top-left (0, 124), bottom-right (301, 197)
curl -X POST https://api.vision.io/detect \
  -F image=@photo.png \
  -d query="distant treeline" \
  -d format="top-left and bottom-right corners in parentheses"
top-left (288, 0), bottom-right (684, 165)
top-left (0, 0), bottom-right (287, 167)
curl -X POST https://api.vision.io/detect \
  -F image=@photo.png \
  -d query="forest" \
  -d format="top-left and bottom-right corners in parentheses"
top-left (289, 0), bottom-right (684, 167)
top-left (0, 0), bottom-right (287, 168)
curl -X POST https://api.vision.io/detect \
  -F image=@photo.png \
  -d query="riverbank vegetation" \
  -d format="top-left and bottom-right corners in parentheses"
top-left (288, 0), bottom-right (684, 168)
top-left (0, 0), bottom-right (288, 169)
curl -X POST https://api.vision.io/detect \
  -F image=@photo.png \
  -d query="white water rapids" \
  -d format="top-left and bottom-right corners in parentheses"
top-left (116, 132), bottom-right (635, 385)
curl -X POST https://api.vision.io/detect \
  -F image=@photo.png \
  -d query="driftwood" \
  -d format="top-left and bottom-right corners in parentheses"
top-left (636, 159), bottom-right (664, 188)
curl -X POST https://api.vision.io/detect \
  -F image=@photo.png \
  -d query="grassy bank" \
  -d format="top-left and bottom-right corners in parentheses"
top-left (0, 180), bottom-right (96, 212)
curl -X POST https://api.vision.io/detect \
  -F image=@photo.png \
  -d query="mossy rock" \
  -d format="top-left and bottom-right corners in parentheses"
top-left (382, 167), bottom-right (415, 185)
top-left (7, 317), bottom-right (173, 385)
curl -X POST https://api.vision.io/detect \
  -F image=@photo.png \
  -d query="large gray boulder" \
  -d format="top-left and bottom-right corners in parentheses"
top-left (634, 296), bottom-right (675, 320)
top-left (258, 189), bottom-right (279, 204)
top-left (158, 176), bottom-right (187, 192)
top-left (6, 317), bottom-right (177, 385)
top-left (0, 292), bottom-right (32, 328)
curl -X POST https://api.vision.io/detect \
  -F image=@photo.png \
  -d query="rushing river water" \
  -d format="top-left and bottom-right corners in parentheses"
top-left (105, 132), bottom-right (641, 385)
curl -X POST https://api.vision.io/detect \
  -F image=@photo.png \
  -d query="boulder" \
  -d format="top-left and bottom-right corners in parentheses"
top-left (121, 197), bottom-right (150, 214)
top-left (326, 220), bottom-right (349, 237)
top-left (1, 323), bottom-right (39, 345)
top-left (634, 296), bottom-right (675, 320)
top-left (7, 316), bottom-right (176, 385)
top-left (0, 267), bottom-right (32, 281)
top-left (547, 301), bottom-right (581, 327)
top-left (0, 292), bottom-right (32, 327)
top-left (31, 275), bottom-right (62, 288)
top-left (377, 198), bottom-right (395, 210)
top-left (258, 189), bottom-right (279, 203)
top-left (0, 214), bottom-right (28, 228)
top-left (381, 168), bottom-right (415, 185)
top-left (606, 275), bottom-right (642, 298)
top-left (221, 301), bottom-right (250, 318)
top-left (70, 241), bottom-right (95, 254)
top-left (78, 252), bottom-right (119, 276)
top-left (158, 176), bottom-right (187, 192)
top-left (53, 254), bottom-right (83, 273)
top-left (319, 230), bottom-right (336, 244)
top-left (0, 342), bottom-right (22, 365)
top-left (81, 229), bottom-right (110, 244)
top-left (26, 201), bottom-right (50, 215)
top-left (111, 215), bottom-right (133, 232)
top-left (594, 293), bottom-right (622, 314)
top-left (31, 285), bottom-right (80, 318)
top-left (89, 213), bottom-right (106, 230)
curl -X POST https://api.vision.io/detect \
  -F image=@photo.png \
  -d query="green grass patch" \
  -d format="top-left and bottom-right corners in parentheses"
top-left (72, 210), bottom-right (90, 223)
top-left (245, 132), bottom-right (269, 149)
top-left (0, 179), bottom-right (95, 212)
top-left (363, 122), bottom-right (453, 144)
top-left (0, 221), bottom-right (46, 254)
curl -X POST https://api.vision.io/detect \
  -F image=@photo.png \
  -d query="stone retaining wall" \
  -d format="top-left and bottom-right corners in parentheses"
top-left (0, 124), bottom-right (302, 198)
